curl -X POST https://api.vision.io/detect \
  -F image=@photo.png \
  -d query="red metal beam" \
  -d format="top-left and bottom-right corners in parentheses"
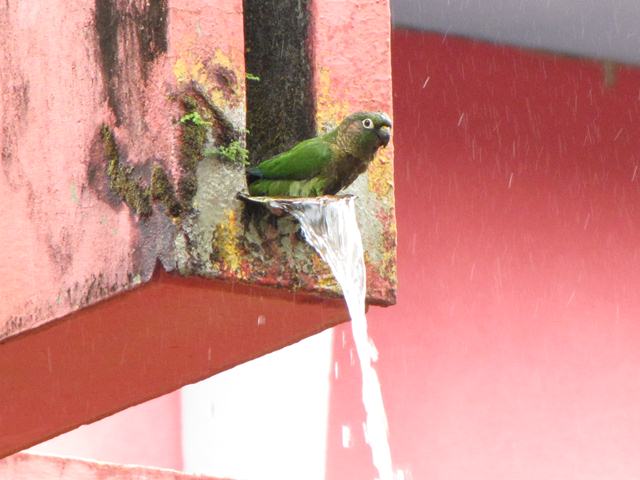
top-left (0, 269), bottom-right (348, 458)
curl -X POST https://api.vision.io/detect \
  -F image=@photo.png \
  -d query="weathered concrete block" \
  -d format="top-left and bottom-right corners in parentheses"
top-left (1, 0), bottom-right (395, 341)
top-left (0, 0), bottom-right (395, 457)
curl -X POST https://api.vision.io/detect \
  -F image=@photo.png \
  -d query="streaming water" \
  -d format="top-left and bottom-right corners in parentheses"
top-left (267, 195), bottom-right (394, 480)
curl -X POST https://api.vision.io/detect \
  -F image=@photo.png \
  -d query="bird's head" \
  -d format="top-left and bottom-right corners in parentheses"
top-left (335, 111), bottom-right (392, 158)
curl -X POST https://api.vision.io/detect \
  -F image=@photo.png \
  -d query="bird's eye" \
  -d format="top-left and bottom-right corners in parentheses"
top-left (362, 118), bottom-right (374, 129)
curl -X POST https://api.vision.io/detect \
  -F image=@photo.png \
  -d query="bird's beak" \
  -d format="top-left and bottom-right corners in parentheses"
top-left (380, 113), bottom-right (392, 129)
top-left (377, 125), bottom-right (391, 147)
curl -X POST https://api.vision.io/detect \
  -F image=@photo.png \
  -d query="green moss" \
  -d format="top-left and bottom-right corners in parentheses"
top-left (181, 95), bottom-right (198, 112)
top-left (100, 91), bottom-right (235, 219)
top-left (180, 111), bottom-right (212, 127)
top-left (205, 140), bottom-right (249, 165)
top-left (101, 125), bottom-right (183, 219)
top-left (151, 164), bottom-right (182, 217)
top-left (101, 125), bottom-right (152, 218)
top-left (178, 95), bottom-right (209, 210)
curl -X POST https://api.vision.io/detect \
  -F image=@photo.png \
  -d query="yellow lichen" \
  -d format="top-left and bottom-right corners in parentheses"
top-left (173, 58), bottom-right (190, 83)
top-left (173, 49), bottom-right (244, 109)
top-left (367, 148), bottom-right (394, 200)
top-left (315, 67), bottom-right (349, 132)
top-left (311, 254), bottom-right (336, 289)
top-left (211, 49), bottom-right (236, 74)
top-left (174, 57), bottom-right (212, 93)
top-left (211, 209), bottom-right (246, 278)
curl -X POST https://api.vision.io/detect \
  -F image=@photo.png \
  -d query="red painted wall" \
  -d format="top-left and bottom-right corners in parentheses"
top-left (327, 30), bottom-right (640, 478)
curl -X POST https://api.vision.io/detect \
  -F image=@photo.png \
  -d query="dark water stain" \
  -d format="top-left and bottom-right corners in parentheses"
top-left (1, 78), bottom-right (29, 178)
top-left (94, 0), bottom-right (122, 124)
top-left (135, 0), bottom-right (168, 68)
top-left (47, 227), bottom-right (74, 276)
top-left (10, 80), bottom-right (30, 115)
top-left (1, 125), bottom-right (13, 173)
top-left (94, 0), bottom-right (168, 124)
top-left (243, 0), bottom-right (316, 164)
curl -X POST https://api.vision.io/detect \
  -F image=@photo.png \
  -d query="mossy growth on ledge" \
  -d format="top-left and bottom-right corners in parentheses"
top-left (177, 95), bottom-right (208, 210)
top-left (100, 87), bottom-right (245, 222)
top-left (100, 125), bottom-right (181, 219)
top-left (205, 140), bottom-right (249, 165)
top-left (150, 164), bottom-right (181, 217)
top-left (101, 125), bottom-right (153, 218)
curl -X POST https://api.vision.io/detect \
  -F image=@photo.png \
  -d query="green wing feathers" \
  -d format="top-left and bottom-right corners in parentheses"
top-left (248, 177), bottom-right (329, 197)
top-left (248, 138), bottom-right (333, 181)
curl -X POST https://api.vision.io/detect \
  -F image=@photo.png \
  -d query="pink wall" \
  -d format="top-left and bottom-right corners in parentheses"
top-left (327, 30), bottom-right (640, 478)
top-left (30, 392), bottom-right (182, 471)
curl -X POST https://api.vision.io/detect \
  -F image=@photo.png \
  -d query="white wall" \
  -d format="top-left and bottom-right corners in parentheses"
top-left (180, 329), bottom-right (335, 480)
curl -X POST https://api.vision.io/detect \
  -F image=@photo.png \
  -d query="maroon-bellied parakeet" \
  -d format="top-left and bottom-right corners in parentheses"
top-left (247, 112), bottom-right (392, 197)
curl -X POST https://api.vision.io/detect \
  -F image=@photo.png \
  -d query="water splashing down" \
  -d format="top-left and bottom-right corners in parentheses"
top-left (267, 194), bottom-right (394, 480)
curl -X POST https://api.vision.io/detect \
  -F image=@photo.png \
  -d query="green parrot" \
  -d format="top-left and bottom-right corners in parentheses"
top-left (247, 112), bottom-right (392, 197)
